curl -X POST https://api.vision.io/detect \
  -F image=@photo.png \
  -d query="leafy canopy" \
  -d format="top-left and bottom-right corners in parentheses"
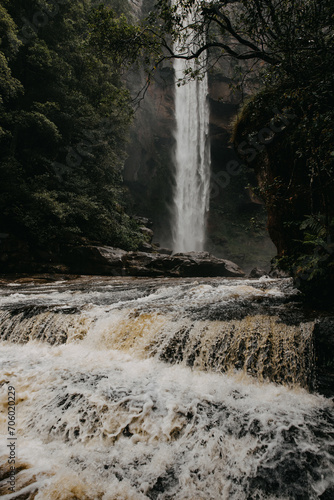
top-left (0, 0), bottom-right (145, 251)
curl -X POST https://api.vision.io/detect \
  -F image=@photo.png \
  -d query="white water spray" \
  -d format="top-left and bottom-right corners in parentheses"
top-left (1, 277), bottom-right (334, 499)
top-left (172, 3), bottom-right (211, 253)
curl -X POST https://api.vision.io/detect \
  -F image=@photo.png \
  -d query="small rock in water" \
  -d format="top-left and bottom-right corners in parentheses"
top-left (157, 247), bottom-right (173, 255)
top-left (249, 267), bottom-right (268, 278)
top-left (269, 268), bottom-right (291, 278)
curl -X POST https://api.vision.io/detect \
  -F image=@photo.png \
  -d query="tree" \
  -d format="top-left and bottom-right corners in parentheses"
top-left (0, 0), bottom-right (144, 253)
top-left (147, 1), bottom-right (333, 76)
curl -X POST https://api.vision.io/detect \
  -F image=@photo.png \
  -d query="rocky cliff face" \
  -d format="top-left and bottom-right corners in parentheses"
top-left (231, 88), bottom-right (334, 302)
top-left (207, 64), bottom-right (276, 270)
top-left (124, 64), bottom-right (175, 248)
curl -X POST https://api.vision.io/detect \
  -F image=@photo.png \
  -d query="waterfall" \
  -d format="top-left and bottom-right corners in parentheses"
top-left (172, 3), bottom-right (211, 253)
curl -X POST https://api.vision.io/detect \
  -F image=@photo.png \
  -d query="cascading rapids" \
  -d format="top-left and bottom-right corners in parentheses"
top-left (1, 277), bottom-right (334, 499)
top-left (0, 278), bottom-right (316, 388)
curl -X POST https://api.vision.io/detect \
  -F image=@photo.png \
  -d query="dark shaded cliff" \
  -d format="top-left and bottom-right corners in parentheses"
top-left (233, 87), bottom-right (334, 301)
top-left (124, 64), bottom-right (176, 248)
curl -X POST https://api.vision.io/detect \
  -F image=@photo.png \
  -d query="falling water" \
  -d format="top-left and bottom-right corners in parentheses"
top-left (172, 3), bottom-right (211, 253)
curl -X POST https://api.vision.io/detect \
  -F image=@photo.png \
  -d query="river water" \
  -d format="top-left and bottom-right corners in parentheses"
top-left (0, 276), bottom-right (333, 499)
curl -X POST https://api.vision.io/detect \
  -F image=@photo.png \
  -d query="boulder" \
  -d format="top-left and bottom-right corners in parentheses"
top-left (139, 226), bottom-right (154, 242)
top-left (62, 246), bottom-right (127, 275)
top-left (170, 252), bottom-right (245, 278)
top-left (249, 267), bottom-right (268, 278)
top-left (1, 239), bottom-right (246, 278)
top-left (63, 246), bottom-right (245, 278)
top-left (138, 241), bottom-right (155, 252)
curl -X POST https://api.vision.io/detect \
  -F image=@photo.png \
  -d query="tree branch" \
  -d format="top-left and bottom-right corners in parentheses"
top-left (162, 36), bottom-right (279, 65)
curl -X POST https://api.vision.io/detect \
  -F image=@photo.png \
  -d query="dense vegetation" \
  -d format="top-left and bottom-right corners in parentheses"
top-left (227, 1), bottom-right (334, 301)
top-left (0, 0), bottom-right (143, 253)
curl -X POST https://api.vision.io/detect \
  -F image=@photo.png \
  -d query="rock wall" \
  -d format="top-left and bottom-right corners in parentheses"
top-left (124, 64), bottom-right (175, 248)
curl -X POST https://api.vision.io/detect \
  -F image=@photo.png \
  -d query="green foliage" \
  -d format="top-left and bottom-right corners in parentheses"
top-left (0, 0), bottom-right (144, 252)
top-left (146, 0), bottom-right (332, 73)
top-left (88, 4), bottom-right (161, 68)
top-left (233, 77), bottom-right (334, 300)
top-left (273, 215), bottom-right (334, 304)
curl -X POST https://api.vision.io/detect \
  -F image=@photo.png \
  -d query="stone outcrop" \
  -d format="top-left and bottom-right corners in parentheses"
top-left (248, 267), bottom-right (268, 278)
top-left (0, 229), bottom-right (245, 278)
top-left (62, 246), bottom-right (245, 278)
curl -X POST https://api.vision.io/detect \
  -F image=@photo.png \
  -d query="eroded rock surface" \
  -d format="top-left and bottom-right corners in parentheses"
top-left (63, 246), bottom-right (245, 278)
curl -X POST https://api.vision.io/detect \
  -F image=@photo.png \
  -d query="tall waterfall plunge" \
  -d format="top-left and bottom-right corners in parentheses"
top-left (172, 6), bottom-right (211, 253)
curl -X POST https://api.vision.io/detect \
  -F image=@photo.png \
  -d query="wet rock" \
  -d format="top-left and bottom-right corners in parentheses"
top-left (1, 240), bottom-right (245, 278)
top-left (123, 251), bottom-right (160, 277)
top-left (139, 226), bottom-right (154, 242)
top-left (249, 267), bottom-right (268, 278)
top-left (169, 252), bottom-right (245, 278)
top-left (63, 246), bottom-right (245, 278)
top-left (138, 241), bottom-right (155, 252)
top-left (157, 247), bottom-right (173, 255)
top-left (62, 246), bottom-right (127, 275)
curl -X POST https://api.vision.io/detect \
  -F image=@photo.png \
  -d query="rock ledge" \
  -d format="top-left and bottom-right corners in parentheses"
top-left (63, 247), bottom-right (245, 278)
